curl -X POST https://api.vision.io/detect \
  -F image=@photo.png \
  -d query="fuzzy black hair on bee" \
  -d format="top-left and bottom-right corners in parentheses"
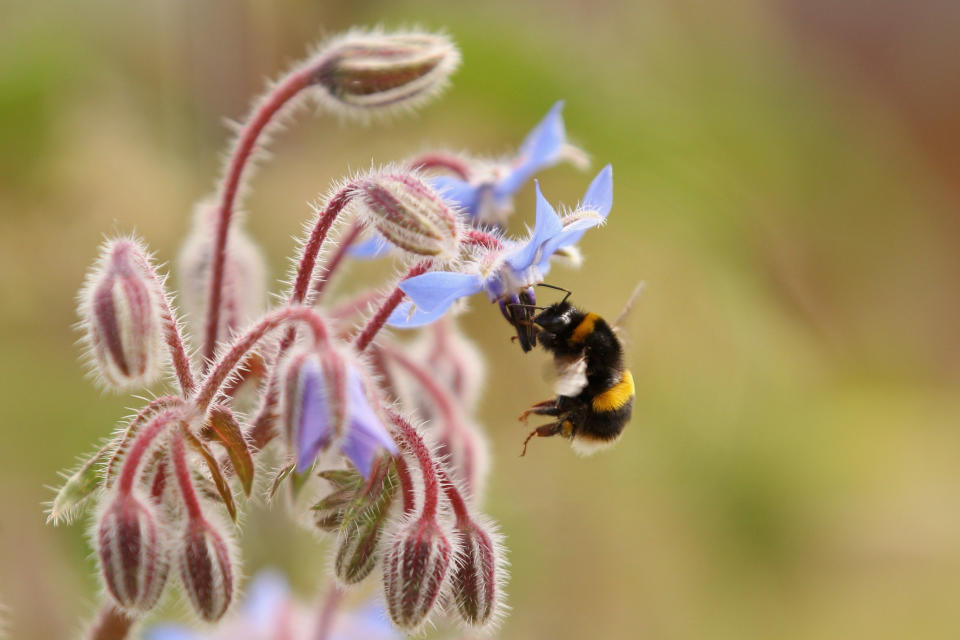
top-left (511, 283), bottom-right (637, 456)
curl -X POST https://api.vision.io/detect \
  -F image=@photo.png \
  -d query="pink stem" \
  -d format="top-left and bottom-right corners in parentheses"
top-left (290, 187), bottom-right (354, 306)
top-left (394, 455), bottom-right (417, 514)
top-left (84, 603), bottom-right (135, 640)
top-left (379, 345), bottom-right (463, 437)
top-left (387, 409), bottom-right (439, 519)
top-left (117, 409), bottom-right (180, 496)
top-left (464, 229), bottom-right (503, 250)
top-left (353, 260), bottom-right (431, 352)
top-left (436, 467), bottom-right (471, 525)
top-left (312, 584), bottom-right (345, 640)
top-left (194, 306), bottom-right (329, 410)
top-left (407, 152), bottom-right (472, 180)
top-left (202, 66), bottom-right (316, 366)
top-left (170, 432), bottom-right (204, 521)
top-left (309, 220), bottom-right (364, 302)
top-left (106, 395), bottom-right (181, 485)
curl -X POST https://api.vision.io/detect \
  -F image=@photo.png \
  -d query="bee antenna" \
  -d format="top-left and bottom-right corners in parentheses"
top-left (507, 303), bottom-right (546, 312)
top-left (537, 283), bottom-right (572, 303)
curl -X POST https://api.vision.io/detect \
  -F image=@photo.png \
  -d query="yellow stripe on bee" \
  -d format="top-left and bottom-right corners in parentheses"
top-left (569, 312), bottom-right (601, 345)
top-left (592, 370), bottom-right (635, 412)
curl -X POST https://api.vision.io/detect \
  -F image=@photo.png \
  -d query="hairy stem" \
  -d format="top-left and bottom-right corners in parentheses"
top-left (170, 432), bottom-right (204, 521)
top-left (202, 66), bottom-right (316, 366)
top-left (309, 220), bottom-right (364, 303)
top-left (84, 603), bottom-right (135, 640)
top-left (116, 409), bottom-right (180, 497)
top-left (106, 395), bottom-right (181, 486)
top-left (407, 151), bottom-right (472, 180)
top-left (387, 409), bottom-right (439, 519)
top-left (354, 260), bottom-right (431, 352)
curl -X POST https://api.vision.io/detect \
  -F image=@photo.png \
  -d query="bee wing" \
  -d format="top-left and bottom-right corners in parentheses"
top-left (552, 355), bottom-right (588, 396)
top-left (613, 281), bottom-right (646, 330)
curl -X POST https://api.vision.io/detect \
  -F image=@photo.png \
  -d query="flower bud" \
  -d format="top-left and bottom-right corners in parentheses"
top-left (178, 202), bottom-right (266, 341)
top-left (353, 172), bottom-right (461, 259)
top-left (333, 455), bottom-right (398, 584)
top-left (279, 347), bottom-right (348, 471)
top-left (311, 30), bottom-right (460, 118)
top-left (80, 238), bottom-right (164, 389)
top-left (97, 492), bottom-right (170, 611)
top-left (178, 517), bottom-right (236, 622)
top-left (383, 516), bottom-right (452, 629)
top-left (451, 518), bottom-right (503, 627)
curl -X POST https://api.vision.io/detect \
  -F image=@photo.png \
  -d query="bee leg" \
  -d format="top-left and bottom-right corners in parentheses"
top-left (517, 398), bottom-right (561, 423)
top-left (520, 421), bottom-right (566, 457)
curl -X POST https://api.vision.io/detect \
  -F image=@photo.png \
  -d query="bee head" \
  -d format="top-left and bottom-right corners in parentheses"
top-left (533, 301), bottom-right (577, 334)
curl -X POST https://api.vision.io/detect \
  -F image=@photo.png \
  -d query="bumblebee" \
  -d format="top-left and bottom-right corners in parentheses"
top-left (514, 284), bottom-right (637, 456)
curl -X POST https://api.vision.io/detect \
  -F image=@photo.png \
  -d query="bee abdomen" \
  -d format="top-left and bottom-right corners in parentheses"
top-left (591, 370), bottom-right (634, 413)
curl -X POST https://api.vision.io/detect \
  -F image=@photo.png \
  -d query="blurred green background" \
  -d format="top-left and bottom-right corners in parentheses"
top-left (2, 0), bottom-right (960, 638)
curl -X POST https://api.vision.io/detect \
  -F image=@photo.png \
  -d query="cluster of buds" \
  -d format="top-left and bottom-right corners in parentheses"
top-left (47, 22), bottom-right (619, 640)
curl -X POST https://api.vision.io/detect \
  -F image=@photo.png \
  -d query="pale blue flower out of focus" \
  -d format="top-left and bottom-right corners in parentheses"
top-left (387, 164), bottom-right (613, 347)
top-left (295, 358), bottom-right (397, 477)
top-left (146, 570), bottom-right (401, 640)
top-left (349, 101), bottom-right (587, 258)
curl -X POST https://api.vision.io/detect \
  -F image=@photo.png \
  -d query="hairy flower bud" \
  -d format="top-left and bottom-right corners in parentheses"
top-left (178, 517), bottom-right (236, 622)
top-left (333, 455), bottom-right (398, 584)
top-left (97, 492), bottom-right (170, 611)
top-left (452, 518), bottom-right (503, 627)
top-left (353, 172), bottom-right (461, 258)
top-left (383, 516), bottom-right (452, 629)
top-left (80, 238), bottom-right (164, 389)
top-left (178, 202), bottom-right (266, 341)
top-left (312, 30), bottom-right (460, 118)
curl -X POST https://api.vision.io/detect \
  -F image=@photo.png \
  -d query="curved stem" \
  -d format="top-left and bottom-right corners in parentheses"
top-left (436, 466), bottom-right (471, 525)
top-left (202, 66), bottom-right (316, 366)
top-left (394, 454), bottom-right (417, 515)
top-left (106, 395), bottom-right (181, 486)
top-left (290, 187), bottom-right (354, 306)
top-left (464, 229), bottom-right (503, 250)
top-left (170, 432), bottom-right (204, 521)
top-left (354, 260), bottom-right (431, 352)
top-left (407, 151), bottom-right (472, 180)
top-left (379, 345), bottom-right (463, 436)
top-left (194, 306), bottom-right (329, 410)
top-left (117, 409), bottom-right (180, 496)
top-left (309, 220), bottom-right (364, 303)
top-left (84, 603), bottom-right (135, 640)
top-left (386, 409), bottom-right (439, 519)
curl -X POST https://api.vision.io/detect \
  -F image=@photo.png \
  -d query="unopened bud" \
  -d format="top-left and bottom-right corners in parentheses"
top-left (333, 455), bottom-right (398, 584)
top-left (97, 492), bottom-right (170, 611)
top-left (280, 347), bottom-right (348, 471)
top-left (178, 202), bottom-right (266, 341)
top-left (178, 517), bottom-right (236, 622)
top-left (312, 30), bottom-right (460, 118)
top-left (383, 516), bottom-right (452, 629)
top-left (452, 518), bottom-right (503, 627)
top-left (353, 172), bottom-right (461, 259)
top-left (80, 238), bottom-right (164, 390)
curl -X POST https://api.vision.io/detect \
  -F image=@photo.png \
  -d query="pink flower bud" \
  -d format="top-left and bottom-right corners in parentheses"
top-left (311, 30), bottom-right (460, 119)
top-left (353, 172), bottom-right (461, 259)
top-left (178, 517), bottom-right (236, 622)
top-left (96, 492), bottom-right (170, 611)
top-left (80, 238), bottom-right (164, 390)
top-left (178, 202), bottom-right (266, 341)
top-left (383, 516), bottom-right (452, 629)
top-left (451, 518), bottom-right (504, 628)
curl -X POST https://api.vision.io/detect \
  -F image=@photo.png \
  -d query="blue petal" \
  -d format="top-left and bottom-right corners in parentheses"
top-left (388, 271), bottom-right (482, 328)
top-left (582, 164), bottom-right (613, 218)
top-left (537, 166), bottom-right (613, 264)
top-left (242, 569), bottom-right (290, 626)
top-left (430, 175), bottom-right (481, 215)
top-left (495, 101), bottom-right (566, 198)
top-left (341, 369), bottom-right (396, 479)
top-left (348, 232), bottom-right (392, 259)
top-left (505, 182), bottom-right (563, 271)
top-left (331, 599), bottom-right (402, 640)
top-left (296, 358), bottom-right (333, 472)
top-left (143, 626), bottom-right (201, 640)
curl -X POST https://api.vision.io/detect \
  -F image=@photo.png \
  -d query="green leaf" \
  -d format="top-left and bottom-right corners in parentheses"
top-left (183, 429), bottom-right (237, 523)
top-left (202, 406), bottom-right (255, 497)
top-left (46, 444), bottom-right (110, 525)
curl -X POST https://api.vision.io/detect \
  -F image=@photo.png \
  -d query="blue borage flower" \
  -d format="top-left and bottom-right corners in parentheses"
top-left (387, 165), bottom-right (613, 347)
top-left (146, 570), bottom-right (401, 640)
top-left (294, 356), bottom-right (397, 477)
top-left (349, 101), bottom-right (586, 258)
